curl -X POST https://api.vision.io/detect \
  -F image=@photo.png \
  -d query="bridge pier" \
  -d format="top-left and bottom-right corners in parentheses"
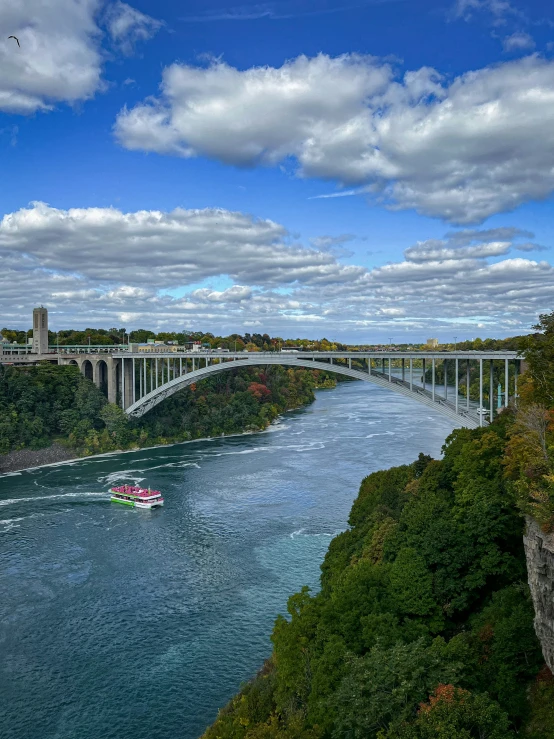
top-left (121, 357), bottom-right (133, 409)
top-left (466, 359), bottom-right (470, 413)
top-left (479, 359), bottom-right (483, 427)
top-left (455, 359), bottom-right (458, 414)
top-left (489, 359), bottom-right (494, 423)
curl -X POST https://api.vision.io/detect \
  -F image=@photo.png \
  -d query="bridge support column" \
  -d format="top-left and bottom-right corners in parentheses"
top-left (388, 357), bottom-right (391, 382)
top-left (381, 358), bottom-right (385, 376)
top-left (92, 359), bottom-right (101, 389)
top-left (409, 358), bottom-right (413, 390)
top-left (402, 358), bottom-right (405, 383)
top-left (422, 359), bottom-right (426, 391)
top-left (479, 359), bottom-right (483, 427)
top-left (432, 358), bottom-right (435, 402)
top-left (467, 359), bottom-right (470, 411)
top-left (455, 359), bottom-right (458, 415)
top-left (89, 360), bottom-right (101, 388)
top-left (121, 358), bottom-right (133, 410)
top-left (515, 361), bottom-right (519, 408)
top-left (139, 361), bottom-right (143, 399)
top-left (348, 358), bottom-right (351, 370)
top-left (444, 359), bottom-right (447, 401)
top-left (107, 358), bottom-right (117, 404)
top-left (505, 358), bottom-right (509, 407)
top-left (192, 358), bottom-right (196, 372)
top-left (132, 358), bottom-right (136, 404)
top-left (490, 360), bottom-right (494, 424)
top-left (180, 358), bottom-right (183, 376)
top-left (368, 358), bottom-right (371, 375)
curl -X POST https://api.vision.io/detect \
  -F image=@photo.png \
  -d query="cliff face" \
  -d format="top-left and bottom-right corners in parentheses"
top-left (524, 516), bottom-right (554, 672)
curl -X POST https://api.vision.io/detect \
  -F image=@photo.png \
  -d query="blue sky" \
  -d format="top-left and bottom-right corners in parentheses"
top-left (1, 0), bottom-right (554, 342)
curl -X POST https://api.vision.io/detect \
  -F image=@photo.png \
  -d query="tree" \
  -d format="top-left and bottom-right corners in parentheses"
top-left (332, 639), bottom-right (461, 738)
top-left (386, 684), bottom-right (511, 739)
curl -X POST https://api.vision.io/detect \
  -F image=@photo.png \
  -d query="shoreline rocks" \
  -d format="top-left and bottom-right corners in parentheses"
top-left (0, 444), bottom-right (78, 474)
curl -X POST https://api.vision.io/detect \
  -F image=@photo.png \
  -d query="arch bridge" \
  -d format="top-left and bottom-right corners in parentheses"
top-left (4, 348), bottom-right (520, 429)
top-left (105, 350), bottom-right (521, 429)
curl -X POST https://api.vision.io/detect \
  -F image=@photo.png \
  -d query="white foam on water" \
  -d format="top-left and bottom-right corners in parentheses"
top-left (290, 528), bottom-right (306, 539)
top-left (98, 471), bottom-right (146, 485)
top-left (0, 492), bottom-right (107, 507)
top-left (265, 423), bottom-right (290, 433)
top-left (0, 516), bottom-right (25, 525)
top-left (365, 431), bottom-right (396, 439)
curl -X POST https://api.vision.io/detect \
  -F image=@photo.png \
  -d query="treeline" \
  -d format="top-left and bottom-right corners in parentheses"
top-left (201, 313), bottom-right (554, 738)
top-left (0, 364), bottom-right (336, 458)
top-left (2, 322), bottom-right (530, 352)
top-left (1, 325), bottom-right (350, 352)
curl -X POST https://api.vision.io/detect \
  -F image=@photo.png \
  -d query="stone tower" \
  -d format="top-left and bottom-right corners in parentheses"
top-left (32, 306), bottom-right (49, 354)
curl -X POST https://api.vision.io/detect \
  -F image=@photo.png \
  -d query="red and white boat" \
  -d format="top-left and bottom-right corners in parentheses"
top-left (110, 485), bottom-right (164, 509)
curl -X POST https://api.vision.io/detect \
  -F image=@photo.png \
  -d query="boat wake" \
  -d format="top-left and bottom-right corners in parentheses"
top-left (0, 492), bottom-right (106, 508)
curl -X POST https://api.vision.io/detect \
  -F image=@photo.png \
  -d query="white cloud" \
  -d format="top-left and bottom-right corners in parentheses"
top-left (0, 0), bottom-right (160, 114)
top-left (115, 53), bottom-right (554, 224)
top-left (452, 0), bottom-right (519, 23)
top-left (0, 0), bottom-right (104, 113)
top-left (105, 1), bottom-right (162, 54)
top-left (503, 31), bottom-right (535, 51)
top-left (515, 242), bottom-right (549, 252)
top-left (0, 201), bottom-right (360, 288)
top-left (405, 239), bottom-right (511, 262)
top-left (1, 205), bottom-right (553, 339)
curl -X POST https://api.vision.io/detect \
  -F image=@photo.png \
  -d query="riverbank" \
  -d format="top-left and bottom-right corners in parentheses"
top-left (0, 363), bottom-right (334, 474)
top-left (0, 443), bottom-right (78, 475)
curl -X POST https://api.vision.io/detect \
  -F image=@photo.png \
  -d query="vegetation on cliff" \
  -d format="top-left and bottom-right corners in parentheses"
top-left (202, 312), bottom-right (554, 739)
top-left (0, 363), bottom-right (335, 458)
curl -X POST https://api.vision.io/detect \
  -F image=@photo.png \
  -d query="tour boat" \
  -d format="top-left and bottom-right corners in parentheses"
top-left (110, 484), bottom-right (164, 509)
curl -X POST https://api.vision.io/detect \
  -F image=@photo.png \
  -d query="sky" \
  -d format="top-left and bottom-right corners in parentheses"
top-left (1, 0), bottom-right (554, 342)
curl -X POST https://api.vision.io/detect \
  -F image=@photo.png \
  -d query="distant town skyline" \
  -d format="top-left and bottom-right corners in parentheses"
top-left (1, 0), bottom-right (554, 342)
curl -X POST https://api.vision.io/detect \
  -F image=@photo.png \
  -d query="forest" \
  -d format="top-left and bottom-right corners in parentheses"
top-left (200, 312), bottom-right (554, 738)
top-left (0, 363), bottom-right (336, 458)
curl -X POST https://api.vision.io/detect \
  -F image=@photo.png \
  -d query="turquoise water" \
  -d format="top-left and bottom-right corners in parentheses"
top-left (0, 383), bottom-right (455, 739)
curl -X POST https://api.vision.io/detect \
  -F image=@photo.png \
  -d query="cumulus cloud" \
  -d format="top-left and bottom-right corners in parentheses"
top-left (402, 226), bottom-right (544, 262)
top-left (105, 1), bottom-right (162, 54)
top-left (1, 204), bottom-right (553, 339)
top-left (0, 0), bottom-right (160, 114)
top-left (515, 242), bottom-right (549, 252)
top-left (0, 0), bottom-right (104, 113)
top-left (404, 239), bottom-right (511, 262)
top-left (452, 0), bottom-right (519, 23)
top-left (503, 31), bottom-right (535, 51)
top-left (115, 53), bottom-right (554, 224)
top-left (0, 201), bottom-right (361, 288)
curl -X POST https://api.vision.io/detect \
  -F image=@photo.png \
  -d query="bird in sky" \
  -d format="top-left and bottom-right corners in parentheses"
top-left (8, 36), bottom-right (20, 48)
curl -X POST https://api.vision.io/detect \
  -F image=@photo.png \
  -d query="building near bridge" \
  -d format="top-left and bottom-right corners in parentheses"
top-left (32, 307), bottom-right (49, 354)
top-left (131, 343), bottom-right (180, 353)
top-left (426, 338), bottom-right (439, 348)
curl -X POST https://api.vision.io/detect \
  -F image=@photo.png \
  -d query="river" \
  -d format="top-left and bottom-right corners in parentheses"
top-left (0, 382), bottom-right (456, 739)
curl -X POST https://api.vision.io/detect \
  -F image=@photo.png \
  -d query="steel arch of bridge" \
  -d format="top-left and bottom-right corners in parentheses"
top-left (122, 356), bottom-right (504, 428)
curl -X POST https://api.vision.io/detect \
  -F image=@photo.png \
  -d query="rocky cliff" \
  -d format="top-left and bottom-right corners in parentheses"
top-left (524, 516), bottom-right (554, 672)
